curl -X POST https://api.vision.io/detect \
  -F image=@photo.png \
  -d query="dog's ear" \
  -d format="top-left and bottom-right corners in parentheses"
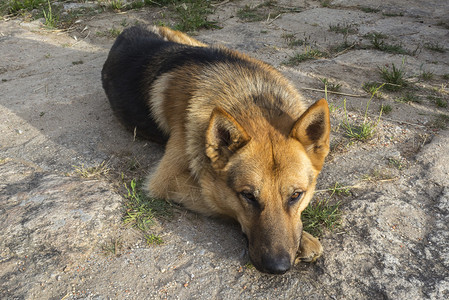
top-left (290, 99), bottom-right (330, 171)
top-left (206, 108), bottom-right (251, 170)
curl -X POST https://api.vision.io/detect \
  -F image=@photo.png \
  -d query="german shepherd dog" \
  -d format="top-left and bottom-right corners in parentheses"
top-left (102, 26), bottom-right (330, 274)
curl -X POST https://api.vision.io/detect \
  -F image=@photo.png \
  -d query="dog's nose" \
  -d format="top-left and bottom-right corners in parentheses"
top-left (261, 252), bottom-right (291, 274)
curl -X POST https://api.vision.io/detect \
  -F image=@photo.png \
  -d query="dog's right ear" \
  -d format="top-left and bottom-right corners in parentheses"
top-left (205, 108), bottom-right (251, 170)
top-left (290, 98), bottom-right (330, 172)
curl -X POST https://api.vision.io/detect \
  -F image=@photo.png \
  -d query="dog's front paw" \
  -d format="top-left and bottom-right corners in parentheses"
top-left (296, 231), bottom-right (323, 263)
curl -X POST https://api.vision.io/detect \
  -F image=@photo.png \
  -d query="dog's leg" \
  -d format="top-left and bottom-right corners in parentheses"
top-left (146, 133), bottom-right (215, 214)
top-left (297, 231), bottom-right (323, 262)
top-left (146, 132), bottom-right (198, 199)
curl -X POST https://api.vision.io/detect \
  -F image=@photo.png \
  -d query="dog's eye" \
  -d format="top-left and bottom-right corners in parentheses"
top-left (289, 191), bottom-right (303, 205)
top-left (240, 191), bottom-right (257, 204)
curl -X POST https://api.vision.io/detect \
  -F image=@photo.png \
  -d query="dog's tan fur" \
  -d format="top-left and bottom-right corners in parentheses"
top-left (145, 27), bottom-right (330, 273)
top-left (154, 26), bottom-right (208, 47)
top-left (106, 26), bottom-right (331, 273)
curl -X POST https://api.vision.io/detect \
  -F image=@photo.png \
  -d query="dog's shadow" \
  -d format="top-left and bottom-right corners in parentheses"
top-left (160, 206), bottom-right (249, 267)
top-left (157, 203), bottom-right (326, 278)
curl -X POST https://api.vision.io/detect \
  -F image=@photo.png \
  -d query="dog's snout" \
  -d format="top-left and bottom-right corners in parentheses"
top-left (261, 252), bottom-right (291, 274)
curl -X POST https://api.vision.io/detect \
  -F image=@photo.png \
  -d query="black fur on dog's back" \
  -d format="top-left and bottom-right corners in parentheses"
top-left (101, 26), bottom-right (253, 144)
top-left (101, 26), bottom-right (169, 144)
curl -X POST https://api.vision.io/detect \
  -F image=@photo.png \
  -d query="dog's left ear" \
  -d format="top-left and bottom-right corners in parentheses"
top-left (290, 98), bottom-right (330, 171)
top-left (205, 107), bottom-right (251, 170)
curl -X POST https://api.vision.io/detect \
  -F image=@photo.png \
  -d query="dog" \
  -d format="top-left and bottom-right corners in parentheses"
top-left (102, 26), bottom-right (330, 274)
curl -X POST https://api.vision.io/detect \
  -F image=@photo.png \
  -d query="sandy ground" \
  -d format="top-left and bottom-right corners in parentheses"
top-left (1, 0), bottom-right (449, 299)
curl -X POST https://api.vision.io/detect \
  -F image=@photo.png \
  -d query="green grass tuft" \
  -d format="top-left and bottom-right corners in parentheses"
top-left (370, 35), bottom-right (408, 54)
top-left (395, 92), bottom-right (420, 103)
top-left (109, 27), bottom-right (122, 37)
top-left (73, 161), bottom-right (110, 178)
top-left (388, 157), bottom-right (404, 170)
top-left (364, 32), bottom-right (388, 40)
top-left (42, 0), bottom-right (58, 28)
top-left (428, 95), bottom-right (447, 108)
top-left (363, 168), bottom-right (396, 182)
top-left (362, 81), bottom-right (383, 98)
top-left (320, 0), bottom-right (332, 7)
top-left (237, 4), bottom-right (267, 22)
top-left (145, 233), bottom-right (164, 245)
top-left (173, 0), bottom-right (218, 32)
top-left (110, 0), bottom-right (124, 11)
top-left (284, 47), bottom-right (326, 65)
top-left (380, 104), bottom-right (392, 115)
top-left (382, 12), bottom-right (403, 17)
top-left (123, 179), bottom-right (172, 232)
top-left (419, 70), bottom-right (434, 81)
top-left (237, 1), bottom-right (301, 22)
top-left (4, 0), bottom-right (47, 15)
top-left (329, 23), bottom-right (357, 35)
top-left (302, 199), bottom-right (341, 237)
top-left (101, 238), bottom-right (123, 256)
top-left (96, 27), bottom-right (122, 38)
top-left (327, 182), bottom-right (352, 196)
top-left (360, 6), bottom-right (380, 13)
top-left (378, 63), bottom-right (407, 91)
top-left (329, 40), bottom-right (353, 54)
top-left (282, 33), bottom-right (307, 47)
top-left (342, 120), bottom-right (377, 141)
top-left (320, 77), bottom-right (342, 92)
top-left (341, 85), bottom-right (384, 141)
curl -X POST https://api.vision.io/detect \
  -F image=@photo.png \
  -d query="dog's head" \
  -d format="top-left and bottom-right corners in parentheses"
top-left (204, 99), bottom-right (330, 274)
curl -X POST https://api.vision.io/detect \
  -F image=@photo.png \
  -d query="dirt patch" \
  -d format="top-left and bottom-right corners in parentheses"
top-left (1, 0), bottom-right (448, 299)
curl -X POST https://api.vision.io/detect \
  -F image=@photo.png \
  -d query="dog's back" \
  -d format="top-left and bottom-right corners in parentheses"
top-left (101, 26), bottom-right (207, 143)
top-left (101, 26), bottom-right (168, 143)
top-left (102, 26), bottom-right (243, 143)
top-left (102, 26), bottom-right (305, 144)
